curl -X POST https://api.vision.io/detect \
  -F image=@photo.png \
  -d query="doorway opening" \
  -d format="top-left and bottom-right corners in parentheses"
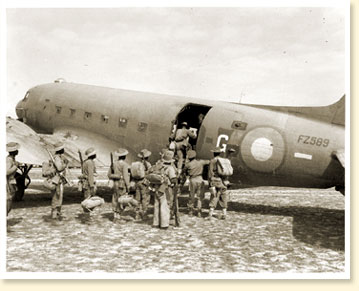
top-left (171, 103), bottom-right (212, 149)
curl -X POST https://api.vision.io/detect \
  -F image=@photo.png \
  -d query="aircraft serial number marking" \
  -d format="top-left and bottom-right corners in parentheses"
top-left (297, 135), bottom-right (329, 147)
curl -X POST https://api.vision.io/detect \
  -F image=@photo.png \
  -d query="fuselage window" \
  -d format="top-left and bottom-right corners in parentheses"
top-left (84, 112), bottom-right (92, 120)
top-left (70, 109), bottom-right (76, 117)
top-left (56, 106), bottom-right (62, 114)
top-left (138, 122), bottom-right (148, 132)
top-left (231, 121), bottom-right (247, 130)
top-left (23, 92), bottom-right (29, 101)
top-left (102, 115), bottom-right (109, 124)
top-left (119, 117), bottom-right (128, 128)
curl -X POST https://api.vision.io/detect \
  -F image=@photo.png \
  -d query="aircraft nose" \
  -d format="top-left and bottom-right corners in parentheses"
top-left (15, 100), bottom-right (25, 121)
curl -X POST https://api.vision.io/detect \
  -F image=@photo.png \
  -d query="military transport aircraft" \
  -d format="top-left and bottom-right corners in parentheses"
top-left (10, 78), bottom-right (345, 199)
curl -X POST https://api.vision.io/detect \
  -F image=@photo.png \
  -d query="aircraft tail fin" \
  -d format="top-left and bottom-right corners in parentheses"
top-left (247, 95), bottom-right (345, 126)
top-left (293, 95), bottom-right (345, 126)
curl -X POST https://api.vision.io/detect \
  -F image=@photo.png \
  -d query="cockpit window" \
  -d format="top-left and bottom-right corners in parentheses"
top-left (23, 92), bottom-right (29, 101)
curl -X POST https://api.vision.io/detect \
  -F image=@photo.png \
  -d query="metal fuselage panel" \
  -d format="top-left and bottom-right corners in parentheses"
top-left (16, 82), bottom-right (344, 189)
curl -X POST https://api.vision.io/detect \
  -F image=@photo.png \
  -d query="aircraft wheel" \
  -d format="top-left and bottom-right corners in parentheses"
top-left (335, 185), bottom-right (345, 195)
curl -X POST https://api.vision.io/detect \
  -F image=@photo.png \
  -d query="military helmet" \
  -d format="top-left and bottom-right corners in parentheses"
top-left (138, 149), bottom-right (151, 158)
top-left (85, 147), bottom-right (96, 158)
top-left (115, 148), bottom-right (128, 157)
top-left (187, 150), bottom-right (197, 159)
top-left (162, 150), bottom-right (175, 163)
top-left (54, 142), bottom-right (64, 152)
top-left (211, 146), bottom-right (222, 154)
top-left (159, 148), bottom-right (168, 157)
top-left (6, 142), bottom-right (20, 153)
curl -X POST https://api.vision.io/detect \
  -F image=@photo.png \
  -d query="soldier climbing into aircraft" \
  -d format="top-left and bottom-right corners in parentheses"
top-left (170, 121), bottom-right (197, 175)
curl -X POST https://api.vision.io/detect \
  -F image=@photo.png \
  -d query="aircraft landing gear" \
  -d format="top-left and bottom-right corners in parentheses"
top-left (335, 185), bottom-right (345, 195)
top-left (13, 164), bottom-right (33, 202)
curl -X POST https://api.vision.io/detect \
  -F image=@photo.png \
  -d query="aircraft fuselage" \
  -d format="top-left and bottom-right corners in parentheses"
top-left (15, 81), bottom-right (345, 190)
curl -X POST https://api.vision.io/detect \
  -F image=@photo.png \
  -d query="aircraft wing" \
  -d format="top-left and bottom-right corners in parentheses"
top-left (51, 126), bottom-right (123, 167)
top-left (6, 117), bottom-right (50, 165)
top-left (333, 149), bottom-right (345, 168)
top-left (6, 118), bottom-right (130, 168)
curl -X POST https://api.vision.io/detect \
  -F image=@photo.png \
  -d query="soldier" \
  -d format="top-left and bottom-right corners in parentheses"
top-left (170, 121), bottom-right (196, 174)
top-left (82, 147), bottom-right (97, 199)
top-left (6, 142), bottom-right (20, 216)
top-left (148, 150), bottom-right (176, 229)
top-left (108, 148), bottom-right (131, 221)
top-left (133, 149), bottom-right (152, 220)
top-left (183, 150), bottom-right (210, 217)
top-left (208, 147), bottom-right (228, 220)
top-left (50, 142), bottom-right (69, 220)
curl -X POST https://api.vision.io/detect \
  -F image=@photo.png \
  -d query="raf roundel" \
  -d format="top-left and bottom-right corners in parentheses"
top-left (240, 127), bottom-right (285, 173)
top-left (250, 137), bottom-right (273, 161)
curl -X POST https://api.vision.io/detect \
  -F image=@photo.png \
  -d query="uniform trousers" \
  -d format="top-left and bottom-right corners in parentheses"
top-left (51, 183), bottom-right (64, 217)
top-left (7, 183), bottom-right (16, 216)
top-left (134, 179), bottom-right (150, 214)
top-left (153, 190), bottom-right (170, 228)
top-left (209, 186), bottom-right (228, 209)
top-left (189, 176), bottom-right (205, 211)
top-left (111, 180), bottom-right (127, 214)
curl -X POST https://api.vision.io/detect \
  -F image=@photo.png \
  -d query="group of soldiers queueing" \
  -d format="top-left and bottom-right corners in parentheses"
top-left (6, 122), bottom-right (233, 229)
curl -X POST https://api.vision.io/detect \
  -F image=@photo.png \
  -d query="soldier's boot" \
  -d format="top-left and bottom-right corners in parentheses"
top-left (188, 207), bottom-right (193, 217)
top-left (57, 207), bottom-right (66, 219)
top-left (207, 208), bottom-right (214, 221)
top-left (51, 209), bottom-right (57, 219)
top-left (221, 208), bottom-right (227, 220)
top-left (135, 210), bottom-right (141, 221)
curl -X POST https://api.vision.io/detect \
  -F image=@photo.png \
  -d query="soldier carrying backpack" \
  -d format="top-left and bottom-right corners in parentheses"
top-left (131, 149), bottom-right (152, 220)
top-left (207, 147), bottom-right (233, 221)
top-left (146, 150), bottom-right (177, 229)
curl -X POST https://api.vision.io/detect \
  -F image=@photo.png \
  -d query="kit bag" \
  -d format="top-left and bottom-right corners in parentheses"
top-left (81, 196), bottom-right (105, 211)
top-left (146, 163), bottom-right (166, 185)
top-left (43, 177), bottom-right (56, 190)
top-left (130, 161), bottom-right (146, 179)
top-left (217, 157), bottom-right (233, 176)
top-left (42, 161), bottom-right (56, 177)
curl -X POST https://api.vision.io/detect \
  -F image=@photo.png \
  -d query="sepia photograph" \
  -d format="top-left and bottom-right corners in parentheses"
top-left (2, 1), bottom-right (349, 279)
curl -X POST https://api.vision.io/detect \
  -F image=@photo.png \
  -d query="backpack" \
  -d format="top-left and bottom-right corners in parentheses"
top-left (130, 161), bottom-right (146, 179)
top-left (42, 161), bottom-right (56, 177)
top-left (146, 162), bottom-right (166, 184)
top-left (217, 157), bottom-right (233, 176)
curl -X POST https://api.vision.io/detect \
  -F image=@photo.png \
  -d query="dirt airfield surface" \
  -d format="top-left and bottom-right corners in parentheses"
top-left (7, 170), bottom-right (345, 274)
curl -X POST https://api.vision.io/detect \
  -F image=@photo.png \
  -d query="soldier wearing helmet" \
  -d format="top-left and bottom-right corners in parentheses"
top-left (108, 148), bottom-right (131, 221)
top-left (183, 150), bottom-right (210, 217)
top-left (6, 142), bottom-right (20, 216)
top-left (50, 142), bottom-right (69, 220)
top-left (82, 147), bottom-right (97, 200)
top-left (208, 147), bottom-right (228, 220)
top-left (133, 149), bottom-right (152, 220)
top-left (170, 121), bottom-right (197, 174)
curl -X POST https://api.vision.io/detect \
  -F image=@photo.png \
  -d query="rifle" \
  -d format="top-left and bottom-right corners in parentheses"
top-left (46, 148), bottom-right (72, 186)
top-left (110, 152), bottom-right (114, 174)
top-left (78, 150), bottom-right (84, 174)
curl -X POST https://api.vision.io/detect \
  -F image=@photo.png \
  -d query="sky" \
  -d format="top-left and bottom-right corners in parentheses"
top-left (6, 7), bottom-right (346, 117)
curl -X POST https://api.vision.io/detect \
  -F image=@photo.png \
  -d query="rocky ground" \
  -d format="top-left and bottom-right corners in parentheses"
top-left (7, 169), bottom-right (345, 274)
